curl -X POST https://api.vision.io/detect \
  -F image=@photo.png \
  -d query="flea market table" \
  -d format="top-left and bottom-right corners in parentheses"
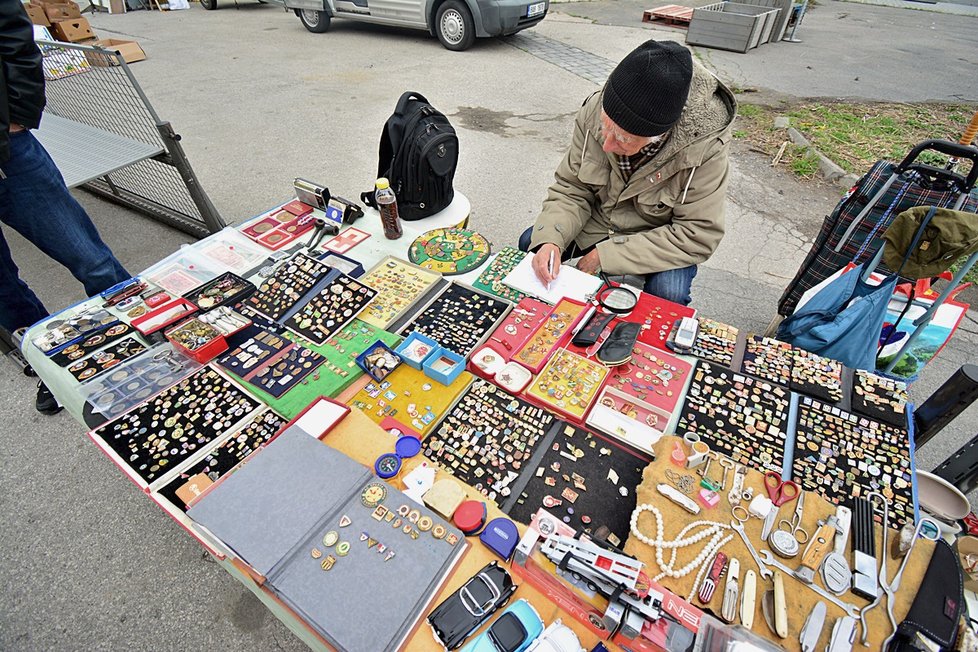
top-left (21, 188), bottom-right (935, 652)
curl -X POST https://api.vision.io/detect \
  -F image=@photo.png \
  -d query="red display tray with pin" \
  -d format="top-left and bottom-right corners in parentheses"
top-left (623, 292), bottom-right (696, 351)
top-left (481, 296), bottom-right (551, 360)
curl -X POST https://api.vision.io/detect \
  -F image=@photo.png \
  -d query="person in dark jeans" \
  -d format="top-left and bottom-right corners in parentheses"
top-left (1, 3), bottom-right (130, 414)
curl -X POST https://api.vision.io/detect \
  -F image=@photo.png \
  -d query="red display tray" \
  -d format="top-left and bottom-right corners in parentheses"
top-left (511, 298), bottom-right (589, 374)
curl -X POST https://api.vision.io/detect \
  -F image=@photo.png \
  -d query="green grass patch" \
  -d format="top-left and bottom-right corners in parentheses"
top-left (734, 101), bottom-right (977, 181)
top-left (789, 146), bottom-right (820, 178)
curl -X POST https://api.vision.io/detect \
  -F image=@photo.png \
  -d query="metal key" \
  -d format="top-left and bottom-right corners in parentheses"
top-left (758, 549), bottom-right (859, 617)
top-left (698, 452), bottom-right (716, 478)
top-left (730, 520), bottom-right (773, 580)
top-left (719, 458), bottom-right (735, 490)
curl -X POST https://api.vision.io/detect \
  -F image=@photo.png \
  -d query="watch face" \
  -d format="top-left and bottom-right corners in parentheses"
top-left (360, 482), bottom-right (388, 507)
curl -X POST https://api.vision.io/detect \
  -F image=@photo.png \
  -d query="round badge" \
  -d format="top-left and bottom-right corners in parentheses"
top-left (78, 368), bottom-right (97, 380)
top-left (360, 482), bottom-right (388, 508)
top-left (431, 524), bottom-right (447, 540)
top-left (106, 324), bottom-right (127, 337)
top-left (311, 548), bottom-right (323, 559)
top-left (335, 541), bottom-right (350, 557)
top-left (322, 530), bottom-right (339, 548)
top-left (417, 516), bottom-right (433, 532)
top-left (407, 509), bottom-right (421, 524)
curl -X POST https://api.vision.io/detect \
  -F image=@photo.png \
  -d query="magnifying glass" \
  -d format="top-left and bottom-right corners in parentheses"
top-left (594, 284), bottom-right (638, 315)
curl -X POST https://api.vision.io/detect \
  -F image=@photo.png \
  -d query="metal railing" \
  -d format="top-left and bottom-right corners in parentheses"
top-left (36, 39), bottom-right (224, 238)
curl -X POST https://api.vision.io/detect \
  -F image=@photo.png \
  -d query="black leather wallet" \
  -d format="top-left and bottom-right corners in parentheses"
top-left (597, 322), bottom-right (641, 366)
top-left (888, 540), bottom-right (963, 651)
top-left (571, 311), bottom-right (615, 347)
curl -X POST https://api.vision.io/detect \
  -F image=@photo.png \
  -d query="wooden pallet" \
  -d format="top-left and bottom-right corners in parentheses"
top-left (642, 4), bottom-right (694, 26)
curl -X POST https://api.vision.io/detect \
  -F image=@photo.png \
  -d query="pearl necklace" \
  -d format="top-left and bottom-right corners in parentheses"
top-left (630, 504), bottom-right (731, 582)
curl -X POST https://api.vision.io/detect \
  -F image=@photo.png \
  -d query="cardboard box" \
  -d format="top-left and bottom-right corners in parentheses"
top-left (45, 3), bottom-right (81, 20)
top-left (49, 17), bottom-right (95, 43)
top-left (26, 5), bottom-right (51, 26)
top-left (86, 38), bottom-right (147, 66)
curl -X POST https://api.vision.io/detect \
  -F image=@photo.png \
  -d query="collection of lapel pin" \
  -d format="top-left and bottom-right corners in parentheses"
top-left (423, 379), bottom-right (554, 505)
top-left (472, 246), bottom-right (528, 302)
top-left (90, 366), bottom-right (261, 485)
top-left (505, 423), bottom-right (648, 546)
top-left (158, 408), bottom-right (287, 511)
top-left (675, 362), bottom-right (791, 474)
top-left (284, 274), bottom-right (376, 345)
top-left (793, 396), bottom-right (914, 528)
top-left (400, 284), bottom-right (510, 357)
top-left (359, 257), bottom-right (441, 329)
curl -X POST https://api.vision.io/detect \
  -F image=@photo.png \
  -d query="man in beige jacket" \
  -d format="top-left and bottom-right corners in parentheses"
top-left (518, 39), bottom-right (736, 305)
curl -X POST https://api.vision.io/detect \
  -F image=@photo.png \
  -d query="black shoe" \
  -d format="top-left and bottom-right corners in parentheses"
top-left (36, 381), bottom-right (63, 415)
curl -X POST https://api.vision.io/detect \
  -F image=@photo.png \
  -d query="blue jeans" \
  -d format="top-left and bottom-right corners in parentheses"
top-left (518, 226), bottom-right (697, 305)
top-left (0, 131), bottom-right (130, 332)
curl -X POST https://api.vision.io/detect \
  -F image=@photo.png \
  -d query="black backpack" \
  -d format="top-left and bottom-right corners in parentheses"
top-left (361, 91), bottom-right (459, 221)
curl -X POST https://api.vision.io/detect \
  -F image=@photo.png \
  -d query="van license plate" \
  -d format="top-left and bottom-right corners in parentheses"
top-left (527, 1), bottom-right (544, 17)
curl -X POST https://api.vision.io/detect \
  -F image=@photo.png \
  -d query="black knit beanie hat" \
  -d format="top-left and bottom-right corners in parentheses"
top-left (602, 40), bottom-right (693, 137)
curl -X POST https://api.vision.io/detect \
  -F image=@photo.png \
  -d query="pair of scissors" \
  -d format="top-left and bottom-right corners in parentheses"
top-left (764, 470), bottom-right (800, 506)
top-left (777, 491), bottom-right (810, 545)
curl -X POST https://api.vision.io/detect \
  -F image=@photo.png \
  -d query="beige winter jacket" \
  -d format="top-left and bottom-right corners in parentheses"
top-left (528, 59), bottom-right (737, 276)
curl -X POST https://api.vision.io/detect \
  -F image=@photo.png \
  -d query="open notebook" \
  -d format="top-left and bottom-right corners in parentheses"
top-left (502, 255), bottom-right (603, 305)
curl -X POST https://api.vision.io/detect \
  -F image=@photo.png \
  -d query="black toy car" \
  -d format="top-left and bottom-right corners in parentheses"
top-left (427, 561), bottom-right (518, 650)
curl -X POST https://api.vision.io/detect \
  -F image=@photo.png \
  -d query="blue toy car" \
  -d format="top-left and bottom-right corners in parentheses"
top-left (459, 599), bottom-right (545, 652)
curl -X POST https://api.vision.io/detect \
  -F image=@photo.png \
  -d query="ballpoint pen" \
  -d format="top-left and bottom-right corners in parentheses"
top-left (547, 250), bottom-right (555, 292)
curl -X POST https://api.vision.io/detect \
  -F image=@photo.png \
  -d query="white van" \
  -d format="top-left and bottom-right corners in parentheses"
top-left (283, 0), bottom-right (548, 50)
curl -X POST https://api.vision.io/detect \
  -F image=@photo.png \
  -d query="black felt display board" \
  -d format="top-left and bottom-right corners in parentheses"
top-left (502, 422), bottom-right (650, 546)
top-left (422, 378), bottom-right (556, 506)
top-left (244, 252), bottom-right (334, 322)
top-left (156, 408), bottom-right (287, 511)
top-left (399, 283), bottom-right (510, 357)
top-left (49, 322), bottom-right (137, 366)
top-left (66, 336), bottom-right (147, 381)
top-left (215, 325), bottom-right (293, 377)
top-left (284, 273), bottom-right (377, 345)
top-left (741, 334), bottom-right (793, 387)
top-left (246, 345), bottom-right (325, 398)
top-left (90, 366), bottom-right (262, 486)
top-left (789, 348), bottom-right (845, 403)
top-left (674, 361), bottom-right (791, 474)
top-left (851, 369), bottom-right (910, 427)
top-left (684, 317), bottom-right (739, 367)
top-left (792, 396), bottom-right (915, 529)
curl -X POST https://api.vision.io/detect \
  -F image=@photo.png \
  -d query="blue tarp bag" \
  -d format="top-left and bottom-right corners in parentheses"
top-left (778, 207), bottom-right (940, 370)
top-left (777, 265), bottom-right (897, 370)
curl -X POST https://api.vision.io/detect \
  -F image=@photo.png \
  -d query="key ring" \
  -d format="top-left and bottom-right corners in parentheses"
top-left (732, 504), bottom-right (750, 524)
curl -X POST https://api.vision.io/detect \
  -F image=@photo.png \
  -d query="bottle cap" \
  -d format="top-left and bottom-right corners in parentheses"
top-left (375, 177), bottom-right (390, 190)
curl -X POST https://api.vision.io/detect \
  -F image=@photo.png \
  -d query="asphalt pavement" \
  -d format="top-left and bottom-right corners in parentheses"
top-left (1, 1), bottom-right (976, 649)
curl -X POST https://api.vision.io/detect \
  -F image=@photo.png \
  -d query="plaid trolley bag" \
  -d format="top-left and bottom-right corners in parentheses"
top-left (778, 139), bottom-right (978, 317)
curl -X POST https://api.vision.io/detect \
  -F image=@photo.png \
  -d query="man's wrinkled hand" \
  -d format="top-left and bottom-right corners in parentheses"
top-left (577, 249), bottom-right (601, 275)
top-left (532, 243), bottom-right (561, 285)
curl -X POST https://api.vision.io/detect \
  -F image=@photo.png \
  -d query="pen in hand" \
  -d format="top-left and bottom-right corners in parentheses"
top-left (547, 250), bottom-right (555, 292)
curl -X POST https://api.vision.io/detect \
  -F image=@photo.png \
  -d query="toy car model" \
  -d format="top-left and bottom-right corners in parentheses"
top-left (459, 599), bottom-right (544, 652)
top-left (282, 0), bottom-right (548, 51)
top-left (526, 620), bottom-right (585, 652)
top-left (427, 561), bottom-right (518, 650)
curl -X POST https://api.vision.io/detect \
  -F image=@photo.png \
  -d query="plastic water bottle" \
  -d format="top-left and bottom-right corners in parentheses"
top-left (374, 177), bottom-right (403, 240)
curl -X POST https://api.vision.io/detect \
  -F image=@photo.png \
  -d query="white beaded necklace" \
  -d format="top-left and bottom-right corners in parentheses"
top-left (630, 503), bottom-right (732, 589)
